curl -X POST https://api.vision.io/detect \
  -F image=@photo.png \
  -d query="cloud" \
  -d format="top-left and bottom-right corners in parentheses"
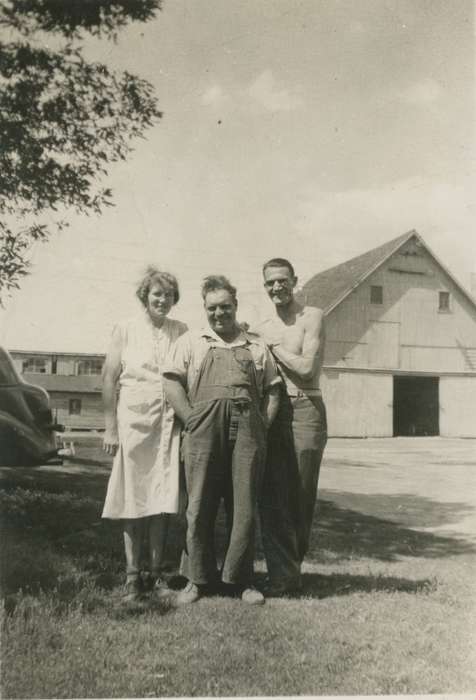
top-left (247, 70), bottom-right (303, 112)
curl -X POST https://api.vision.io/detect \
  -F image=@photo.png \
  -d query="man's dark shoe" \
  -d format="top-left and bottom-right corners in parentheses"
top-left (263, 577), bottom-right (302, 598)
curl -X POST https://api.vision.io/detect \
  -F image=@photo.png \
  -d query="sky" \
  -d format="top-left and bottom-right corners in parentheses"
top-left (1, 0), bottom-right (475, 353)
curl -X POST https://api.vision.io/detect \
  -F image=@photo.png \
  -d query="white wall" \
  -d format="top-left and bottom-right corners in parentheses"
top-left (321, 370), bottom-right (393, 437)
top-left (440, 376), bottom-right (476, 437)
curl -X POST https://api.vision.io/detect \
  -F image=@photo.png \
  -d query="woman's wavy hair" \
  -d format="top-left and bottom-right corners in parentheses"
top-left (136, 266), bottom-right (180, 307)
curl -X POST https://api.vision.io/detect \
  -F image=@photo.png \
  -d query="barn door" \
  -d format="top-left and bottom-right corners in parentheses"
top-left (393, 376), bottom-right (439, 436)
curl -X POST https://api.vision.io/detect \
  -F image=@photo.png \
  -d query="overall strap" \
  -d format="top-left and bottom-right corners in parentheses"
top-left (188, 346), bottom-right (214, 404)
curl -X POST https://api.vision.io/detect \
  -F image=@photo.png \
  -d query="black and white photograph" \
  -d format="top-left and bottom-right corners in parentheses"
top-left (0, 1), bottom-right (475, 697)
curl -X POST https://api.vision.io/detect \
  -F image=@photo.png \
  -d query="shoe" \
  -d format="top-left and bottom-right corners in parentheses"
top-left (263, 578), bottom-right (302, 598)
top-left (241, 586), bottom-right (265, 606)
top-left (152, 577), bottom-right (173, 599)
top-left (122, 577), bottom-right (143, 603)
top-left (140, 570), bottom-right (154, 593)
top-left (176, 581), bottom-right (201, 605)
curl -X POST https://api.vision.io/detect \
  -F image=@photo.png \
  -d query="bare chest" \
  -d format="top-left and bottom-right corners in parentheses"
top-left (269, 318), bottom-right (306, 354)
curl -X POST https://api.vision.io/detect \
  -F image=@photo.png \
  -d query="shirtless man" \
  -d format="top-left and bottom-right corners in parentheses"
top-left (255, 257), bottom-right (327, 595)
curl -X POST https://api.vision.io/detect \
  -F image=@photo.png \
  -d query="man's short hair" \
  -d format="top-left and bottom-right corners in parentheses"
top-left (262, 258), bottom-right (295, 278)
top-left (201, 275), bottom-right (237, 302)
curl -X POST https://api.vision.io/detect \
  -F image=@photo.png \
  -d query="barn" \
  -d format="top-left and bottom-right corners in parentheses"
top-left (301, 230), bottom-right (476, 438)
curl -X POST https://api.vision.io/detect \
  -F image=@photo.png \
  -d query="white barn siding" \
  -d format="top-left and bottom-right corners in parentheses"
top-left (439, 377), bottom-right (476, 437)
top-left (320, 237), bottom-right (476, 437)
top-left (325, 239), bottom-right (476, 374)
top-left (321, 370), bottom-right (392, 437)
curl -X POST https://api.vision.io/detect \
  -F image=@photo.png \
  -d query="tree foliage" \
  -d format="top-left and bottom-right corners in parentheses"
top-left (0, 0), bottom-right (161, 303)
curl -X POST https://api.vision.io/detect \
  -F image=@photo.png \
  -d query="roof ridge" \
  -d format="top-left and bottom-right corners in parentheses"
top-left (301, 230), bottom-right (418, 312)
top-left (307, 230), bottom-right (415, 281)
top-left (301, 230), bottom-right (476, 314)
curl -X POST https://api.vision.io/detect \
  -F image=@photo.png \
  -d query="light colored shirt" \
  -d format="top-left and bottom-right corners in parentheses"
top-left (162, 326), bottom-right (281, 399)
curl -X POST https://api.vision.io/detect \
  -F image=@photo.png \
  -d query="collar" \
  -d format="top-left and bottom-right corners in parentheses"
top-left (199, 326), bottom-right (258, 348)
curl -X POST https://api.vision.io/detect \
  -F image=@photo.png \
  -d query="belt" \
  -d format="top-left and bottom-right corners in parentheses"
top-left (288, 388), bottom-right (322, 398)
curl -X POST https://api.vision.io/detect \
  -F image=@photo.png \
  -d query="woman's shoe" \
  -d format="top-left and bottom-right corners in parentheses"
top-left (122, 577), bottom-right (143, 603)
top-left (152, 577), bottom-right (173, 599)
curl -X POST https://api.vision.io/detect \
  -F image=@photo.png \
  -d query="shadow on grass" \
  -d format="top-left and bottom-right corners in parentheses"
top-left (303, 495), bottom-right (476, 563)
top-left (1, 463), bottom-right (475, 606)
top-left (320, 489), bottom-right (476, 529)
top-left (301, 571), bottom-right (435, 598)
top-left (252, 570), bottom-right (436, 599)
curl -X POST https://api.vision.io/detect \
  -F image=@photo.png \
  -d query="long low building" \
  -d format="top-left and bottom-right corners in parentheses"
top-left (10, 352), bottom-right (105, 431)
top-left (301, 230), bottom-right (476, 437)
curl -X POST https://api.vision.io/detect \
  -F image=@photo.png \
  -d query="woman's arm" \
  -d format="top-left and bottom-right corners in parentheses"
top-left (102, 325), bottom-right (123, 456)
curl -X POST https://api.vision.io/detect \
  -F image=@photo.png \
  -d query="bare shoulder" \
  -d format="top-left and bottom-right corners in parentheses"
top-left (252, 318), bottom-right (273, 333)
top-left (246, 328), bottom-right (267, 345)
top-left (301, 305), bottom-right (324, 323)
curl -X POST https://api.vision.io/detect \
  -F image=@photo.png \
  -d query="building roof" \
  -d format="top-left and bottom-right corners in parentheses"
top-left (301, 230), bottom-right (476, 314)
top-left (23, 373), bottom-right (102, 394)
top-left (10, 350), bottom-right (105, 358)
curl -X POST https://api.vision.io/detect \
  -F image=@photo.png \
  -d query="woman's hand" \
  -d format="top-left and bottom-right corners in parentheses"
top-left (103, 428), bottom-right (119, 456)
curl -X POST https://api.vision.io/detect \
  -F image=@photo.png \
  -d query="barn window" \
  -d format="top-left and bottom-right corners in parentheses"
top-left (69, 398), bottom-right (82, 415)
top-left (370, 285), bottom-right (383, 304)
top-left (77, 359), bottom-right (103, 375)
top-left (438, 291), bottom-right (450, 312)
top-left (22, 357), bottom-right (47, 374)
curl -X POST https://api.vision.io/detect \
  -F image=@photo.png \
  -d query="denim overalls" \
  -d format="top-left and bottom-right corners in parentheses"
top-left (181, 343), bottom-right (266, 586)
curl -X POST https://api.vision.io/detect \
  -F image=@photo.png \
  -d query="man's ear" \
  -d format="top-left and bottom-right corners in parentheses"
top-left (293, 276), bottom-right (298, 288)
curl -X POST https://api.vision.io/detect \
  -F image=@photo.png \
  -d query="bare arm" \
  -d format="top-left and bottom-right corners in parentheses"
top-left (261, 383), bottom-right (280, 429)
top-left (102, 325), bottom-right (123, 456)
top-left (272, 309), bottom-right (324, 381)
top-left (162, 375), bottom-right (192, 425)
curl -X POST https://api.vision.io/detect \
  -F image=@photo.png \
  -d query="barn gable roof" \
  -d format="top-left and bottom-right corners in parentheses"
top-left (301, 230), bottom-right (476, 314)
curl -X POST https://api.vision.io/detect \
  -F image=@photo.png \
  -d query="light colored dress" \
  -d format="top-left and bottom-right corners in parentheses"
top-left (102, 314), bottom-right (187, 519)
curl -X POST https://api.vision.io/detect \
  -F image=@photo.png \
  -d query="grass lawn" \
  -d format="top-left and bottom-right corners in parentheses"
top-left (1, 436), bottom-right (476, 697)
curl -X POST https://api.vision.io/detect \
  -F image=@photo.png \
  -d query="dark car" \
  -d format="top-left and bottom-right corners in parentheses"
top-left (0, 347), bottom-right (63, 466)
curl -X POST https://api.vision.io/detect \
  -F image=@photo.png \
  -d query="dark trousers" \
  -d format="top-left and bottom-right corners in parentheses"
top-left (259, 393), bottom-right (327, 587)
top-left (181, 398), bottom-right (266, 586)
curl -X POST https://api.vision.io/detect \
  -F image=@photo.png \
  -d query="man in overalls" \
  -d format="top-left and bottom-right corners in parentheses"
top-left (162, 275), bottom-right (281, 605)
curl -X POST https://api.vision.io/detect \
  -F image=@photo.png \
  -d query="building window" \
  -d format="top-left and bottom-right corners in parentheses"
top-left (69, 398), bottom-right (82, 415)
top-left (77, 359), bottom-right (103, 375)
top-left (439, 291), bottom-right (450, 312)
top-left (370, 285), bottom-right (383, 304)
top-left (22, 357), bottom-right (47, 374)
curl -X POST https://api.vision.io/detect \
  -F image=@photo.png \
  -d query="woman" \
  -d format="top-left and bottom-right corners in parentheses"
top-left (102, 267), bottom-right (187, 602)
